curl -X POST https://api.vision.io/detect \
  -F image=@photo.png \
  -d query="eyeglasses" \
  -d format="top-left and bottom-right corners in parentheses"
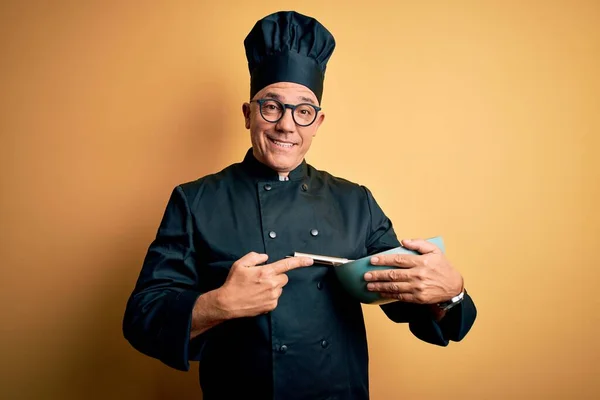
top-left (251, 98), bottom-right (322, 127)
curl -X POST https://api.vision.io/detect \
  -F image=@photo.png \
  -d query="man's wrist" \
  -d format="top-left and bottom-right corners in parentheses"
top-left (203, 283), bottom-right (251, 321)
top-left (190, 289), bottom-right (232, 339)
top-left (436, 288), bottom-right (466, 312)
top-left (206, 287), bottom-right (235, 321)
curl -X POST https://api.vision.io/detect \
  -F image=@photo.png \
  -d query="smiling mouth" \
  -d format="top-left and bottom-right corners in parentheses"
top-left (268, 136), bottom-right (296, 149)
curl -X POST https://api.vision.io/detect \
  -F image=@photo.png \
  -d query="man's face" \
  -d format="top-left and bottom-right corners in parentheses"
top-left (242, 82), bottom-right (325, 175)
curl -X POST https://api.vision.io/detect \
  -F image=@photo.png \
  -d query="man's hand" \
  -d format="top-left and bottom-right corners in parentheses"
top-left (363, 239), bottom-right (463, 304)
top-left (217, 252), bottom-right (314, 318)
top-left (191, 252), bottom-right (313, 339)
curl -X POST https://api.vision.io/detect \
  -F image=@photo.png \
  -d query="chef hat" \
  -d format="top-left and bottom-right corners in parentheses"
top-left (244, 10), bottom-right (336, 103)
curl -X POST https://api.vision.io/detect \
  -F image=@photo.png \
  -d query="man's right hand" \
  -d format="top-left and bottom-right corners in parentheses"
top-left (217, 252), bottom-right (314, 318)
top-left (190, 252), bottom-right (313, 339)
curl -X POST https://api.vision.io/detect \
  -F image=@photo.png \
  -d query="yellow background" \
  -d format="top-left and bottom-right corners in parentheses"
top-left (1, 1), bottom-right (598, 399)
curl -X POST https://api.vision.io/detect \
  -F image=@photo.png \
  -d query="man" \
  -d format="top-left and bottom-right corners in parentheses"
top-left (123, 10), bottom-right (477, 400)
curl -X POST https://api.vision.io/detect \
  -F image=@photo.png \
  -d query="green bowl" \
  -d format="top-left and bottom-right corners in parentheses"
top-left (333, 236), bottom-right (445, 305)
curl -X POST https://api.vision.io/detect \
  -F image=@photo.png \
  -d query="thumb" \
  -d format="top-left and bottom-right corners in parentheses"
top-left (401, 238), bottom-right (441, 254)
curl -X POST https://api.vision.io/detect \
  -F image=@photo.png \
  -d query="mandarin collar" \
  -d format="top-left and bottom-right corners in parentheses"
top-left (241, 148), bottom-right (308, 182)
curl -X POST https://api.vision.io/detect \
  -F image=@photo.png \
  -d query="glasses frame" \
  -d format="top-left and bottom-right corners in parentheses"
top-left (251, 98), bottom-right (322, 127)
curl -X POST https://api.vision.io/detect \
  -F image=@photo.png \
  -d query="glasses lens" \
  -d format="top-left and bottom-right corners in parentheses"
top-left (293, 104), bottom-right (317, 126)
top-left (260, 100), bottom-right (283, 122)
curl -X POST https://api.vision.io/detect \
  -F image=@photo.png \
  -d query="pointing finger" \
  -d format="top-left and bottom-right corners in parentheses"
top-left (270, 256), bottom-right (314, 275)
top-left (234, 252), bottom-right (269, 268)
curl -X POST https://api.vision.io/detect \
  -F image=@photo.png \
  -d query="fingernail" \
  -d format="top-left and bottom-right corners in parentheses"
top-left (364, 272), bottom-right (372, 280)
top-left (371, 257), bottom-right (379, 264)
top-left (367, 283), bottom-right (374, 290)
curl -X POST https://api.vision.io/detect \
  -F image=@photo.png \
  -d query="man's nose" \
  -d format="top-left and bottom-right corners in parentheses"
top-left (275, 107), bottom-right (295, 132)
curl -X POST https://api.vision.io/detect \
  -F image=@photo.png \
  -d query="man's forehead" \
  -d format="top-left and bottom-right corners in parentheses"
top-left (255, 83), bottom-right (318, 104)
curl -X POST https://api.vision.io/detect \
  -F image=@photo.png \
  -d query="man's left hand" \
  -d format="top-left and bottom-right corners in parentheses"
top-left (364, 239), bottom-right (463, 304)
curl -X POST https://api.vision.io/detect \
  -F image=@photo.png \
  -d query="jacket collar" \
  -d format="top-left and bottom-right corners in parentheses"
top-left (241, 148), bottom-right (308, 182)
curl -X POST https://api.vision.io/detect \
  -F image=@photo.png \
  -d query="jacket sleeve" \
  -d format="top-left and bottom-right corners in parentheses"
top-left (362, 186), bottom-right (477, 345)
top-left (122, 185), bottom-right (207, 371)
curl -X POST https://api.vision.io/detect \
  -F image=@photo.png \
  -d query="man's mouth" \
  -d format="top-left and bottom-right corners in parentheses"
top-left (268, 136), bottom-right (296, 148)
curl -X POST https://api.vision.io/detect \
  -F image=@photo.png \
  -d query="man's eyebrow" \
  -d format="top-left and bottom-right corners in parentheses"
top-left (262, 92), bottom-right (282, 100)
top-left (261, 92), bottom-right (317, 105)
top-left (298, 96), bottom-right (316, 105)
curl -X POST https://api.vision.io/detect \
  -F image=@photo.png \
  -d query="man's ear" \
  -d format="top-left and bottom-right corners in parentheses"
top-left (312, 111), bottom-right (325, 136)
top-left (242, 103), bottom-right (251, 129)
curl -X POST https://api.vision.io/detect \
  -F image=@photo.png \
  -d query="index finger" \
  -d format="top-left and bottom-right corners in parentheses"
top-left (233, 252), bottom-right (269, 268)
top-left (370, 253), bottom-right (420, 268)
top-left (270, 256), bottom-right (314, 275)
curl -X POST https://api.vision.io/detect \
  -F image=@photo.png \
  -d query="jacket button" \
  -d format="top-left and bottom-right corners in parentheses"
top-left (264, 184), bottom-right (272, 191)
top-left (310, 229), bottom-right (319, 237)
top-left (279, 344), bottom-right (288, 353)
top-left (269, 231), bottom-right (277, 239)
top-left (301, 183), bottom-right (308, 191)
top-left (321, 340), bottom-right (329, 348)
top-left (317, 282), bottom-right (323, 290)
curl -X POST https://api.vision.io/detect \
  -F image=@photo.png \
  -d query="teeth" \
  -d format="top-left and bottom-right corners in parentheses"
top-left (272, 139), bottom-right (294, 148)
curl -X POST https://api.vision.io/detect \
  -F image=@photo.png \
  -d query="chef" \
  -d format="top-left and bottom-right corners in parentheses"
top-left (123, 10), bottom-right (477, 400)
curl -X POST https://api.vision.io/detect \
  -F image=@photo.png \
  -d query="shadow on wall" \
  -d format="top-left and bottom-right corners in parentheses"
top-left (48, 84), bottom-right (240, 400)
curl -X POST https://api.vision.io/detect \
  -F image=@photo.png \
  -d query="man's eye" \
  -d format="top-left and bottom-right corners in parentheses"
top-left (296, 106), bottom-right (313, 116)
